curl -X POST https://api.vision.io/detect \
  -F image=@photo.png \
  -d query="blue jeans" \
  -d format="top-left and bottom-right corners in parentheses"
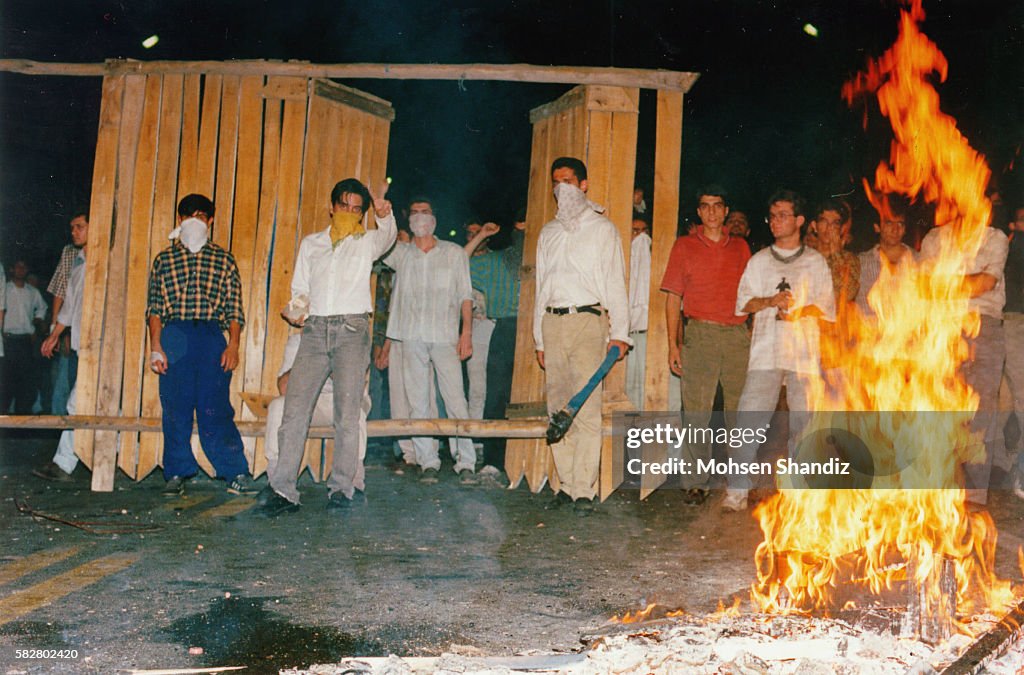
top-left (158, 321), bottom-right (248, 480)
top-left (50, 351), bottom-right (77, 415)
top-left (271, 314), bottom-right (371, 503)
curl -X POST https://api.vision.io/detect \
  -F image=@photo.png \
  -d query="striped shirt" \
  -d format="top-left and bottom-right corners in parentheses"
top-left (146, 241), bottom-right (245, 330)
top-left (855, 244), bottom-right (917, 317)
top-left (384, 239), bottom-right (472, 344)
top-left (468, 229), bottom-right (523, 319)
top-left (47, 244), bottom-right (78, 299)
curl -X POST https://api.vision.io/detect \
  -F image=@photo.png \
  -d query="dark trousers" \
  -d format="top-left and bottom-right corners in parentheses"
top-left (482, 317), bottom-right (518, 467)
top-left (158, 321), bottom-right (247, 480)
top-left (1, 334), bottom-right (37, 414)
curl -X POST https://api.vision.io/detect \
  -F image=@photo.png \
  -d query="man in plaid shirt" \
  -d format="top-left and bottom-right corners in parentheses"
top-left (146, 193), bottom-right (255, 497)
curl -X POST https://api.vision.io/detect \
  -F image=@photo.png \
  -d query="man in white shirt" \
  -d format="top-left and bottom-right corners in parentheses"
top-left (261, 178), bottom-right (396, 516)
top-left (920, 216), bottom-right (1008, 505)
top-left (855, 195), bottom-right (917, 318)
top-left (535, 157), bottom-right (631, 513)
top-left (3, 260), bottom-right (47, 414)
top-left (726, 190), bottom-right (835, 511)
top-left (626, 216), bottom-right (651, 409)
top-left (34, 219), bottom-right (89, 481)
top-left (383, 196), bottom-right (476, 482)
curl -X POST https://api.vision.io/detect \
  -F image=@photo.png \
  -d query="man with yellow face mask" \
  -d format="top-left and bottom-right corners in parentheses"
top-left (260, 178), bottom-right (396, 516)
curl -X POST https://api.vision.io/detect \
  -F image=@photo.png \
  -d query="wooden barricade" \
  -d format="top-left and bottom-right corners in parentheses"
top-left (75, 70), bottom-right (394, 491)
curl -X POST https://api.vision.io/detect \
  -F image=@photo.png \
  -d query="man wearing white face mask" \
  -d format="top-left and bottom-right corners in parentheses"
top-left (382, 196), bottom-right (476, 483)
top-left (535, 157), bottom-right (631, 514)
top-left (147, 194), bottom-right (252, 497)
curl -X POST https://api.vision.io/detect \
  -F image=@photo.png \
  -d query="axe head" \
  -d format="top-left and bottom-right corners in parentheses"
top-left (546, 409), bottom-right (574, 444)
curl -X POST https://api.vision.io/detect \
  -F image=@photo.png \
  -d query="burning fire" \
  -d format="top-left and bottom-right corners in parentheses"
top-left (751, 0), bottom-right (1015, 634)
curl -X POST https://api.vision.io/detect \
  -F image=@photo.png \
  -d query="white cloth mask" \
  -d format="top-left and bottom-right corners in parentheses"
top-left (169, 217), bottom-right (209, 253)
top-left (409, 213), bottom-right (437, 238)
top-left (553, 182), bottom-right (591, 231)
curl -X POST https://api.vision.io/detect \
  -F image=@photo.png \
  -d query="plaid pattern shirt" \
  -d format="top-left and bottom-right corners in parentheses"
top-left (146, 242), bottom-right (245, 330)
top-left (47, 244), bottom-right (78, 299)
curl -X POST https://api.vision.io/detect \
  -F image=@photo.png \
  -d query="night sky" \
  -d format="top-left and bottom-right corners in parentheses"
top-left (0, 0), bottom-right (1020, 280)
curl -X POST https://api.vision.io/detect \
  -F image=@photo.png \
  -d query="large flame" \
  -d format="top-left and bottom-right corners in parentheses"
top-left (751, 0), bottom-right (1014, 633)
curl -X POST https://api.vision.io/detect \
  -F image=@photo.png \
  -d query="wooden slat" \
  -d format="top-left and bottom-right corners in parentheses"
top-left (367, 114), bottom-right (391, 192)
top-left (117, 74), bottom-right (163, 478)
top-left (297, 94), bottom-right (328, 239)
top-left (0, 59), bottom-right (702, 94)
top-left (300, 439), bottom-right (323, 481)
top-left (92, 73), bottom-right (146, 481)
top-left (195, 74), bottom-right (222, 197)
top-left (212, 76), bottom-right (240, 250)
top-left (228, 75), bottom-right (266, 470)
top-left (75, 75), bottom-right (125, 490)
top-left (645, 91), bottom-right (683, 412)
top-left (176, 73), bottom-right (201, 195)
top-left (137, 73), bottom-right (185, 480)
top-left (313, 102), bottom-right (343, 234)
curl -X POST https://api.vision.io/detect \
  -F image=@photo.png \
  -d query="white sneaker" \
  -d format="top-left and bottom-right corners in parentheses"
top-left (1013, 473), bottom-right (1024, 501)
top-left (721, 489), bottom-right (748, 512)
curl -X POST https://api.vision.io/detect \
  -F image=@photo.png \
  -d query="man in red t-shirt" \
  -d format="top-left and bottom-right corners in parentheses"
top-left (660, 185), bottom-right (752, 502)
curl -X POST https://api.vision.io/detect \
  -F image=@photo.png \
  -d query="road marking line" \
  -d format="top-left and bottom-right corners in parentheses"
top-left (0, 553), bottom-right (138, 626)
top-left (0, 546), bottom-right (83, 587)
top-left (199, 498), bottom-right (256, 519)
top-left (161, 494), bottom-right (214, 511)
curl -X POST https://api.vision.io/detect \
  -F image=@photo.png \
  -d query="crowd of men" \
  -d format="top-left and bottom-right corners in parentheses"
top-left (14, 159), bottom-right (1024, 517)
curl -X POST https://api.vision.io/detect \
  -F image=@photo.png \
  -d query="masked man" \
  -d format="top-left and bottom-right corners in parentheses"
top-left (534, 157), bottom-right (630, 514)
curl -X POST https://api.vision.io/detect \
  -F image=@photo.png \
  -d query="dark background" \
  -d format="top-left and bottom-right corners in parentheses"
top-left (1, 0), bottom-right (1021, 280)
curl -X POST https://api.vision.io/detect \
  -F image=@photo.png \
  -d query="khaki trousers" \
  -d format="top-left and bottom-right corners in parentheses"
top-left (543, 311), bottom-right (608, 500)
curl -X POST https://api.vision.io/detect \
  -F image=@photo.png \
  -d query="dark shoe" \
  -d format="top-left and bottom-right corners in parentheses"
top-left (458, 469), bottom-right (477, 485)
top-left (682, 487), bottom-right (709, 505)
top-left (226, 474), bottom-right (259, 496)
top-left (162, 476), bottom-right (186, 496)
top-left (32, 462), bottom-right (72, 482)
top-left (326, 489), bottom-right (366, 512)
top-left (258, 492), bottom-right (300, 518)
top-left (573, 497), bottom-right (596, 516)
top-left (256, 485), bottom-right (276, 506)
top-left (419, 467), bottom-right (439, 484)
top-left (547, 491), bottom-right (573, 509)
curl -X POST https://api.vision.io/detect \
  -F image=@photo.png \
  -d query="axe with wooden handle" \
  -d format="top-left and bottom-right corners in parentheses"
top-left (546, 344), bottom-right (622, 444)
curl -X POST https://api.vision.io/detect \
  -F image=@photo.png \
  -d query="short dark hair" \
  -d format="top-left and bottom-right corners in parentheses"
top-left (814, 198), bottom-right (851, 223)
top-left (768, 189), bottom-right (806, 219)
top-left (551, 157), bottom-right (587, 182)
top-left (696, 184), bottom-right (729, 206)
top-left (330, 179), bottom-right (371, 214)
top-left (408, 195), bottom-right (433, 210)
top-left (177, 194), bottom-right (215, 219)
top-left (514, 206), bottom-right (527, 223)
top-left (71, 208), bottom-right (89, 222)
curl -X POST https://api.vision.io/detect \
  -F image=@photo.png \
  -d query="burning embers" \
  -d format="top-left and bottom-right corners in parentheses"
top-left (750, 0), bottom-right (1015, 636)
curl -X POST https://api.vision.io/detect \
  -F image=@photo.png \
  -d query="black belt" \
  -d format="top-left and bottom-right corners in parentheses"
top-left (546, 304), bottom-right (602, 316)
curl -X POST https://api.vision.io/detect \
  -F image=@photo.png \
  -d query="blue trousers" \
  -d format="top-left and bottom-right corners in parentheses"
top-left (158, 320), bottom-right (247, 480)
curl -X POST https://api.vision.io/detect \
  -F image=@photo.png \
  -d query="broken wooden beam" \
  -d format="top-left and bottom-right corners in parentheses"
top-left (938, 595), bottom-right (1024, 675)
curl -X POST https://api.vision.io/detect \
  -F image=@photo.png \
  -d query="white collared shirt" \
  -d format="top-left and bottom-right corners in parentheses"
top-left (920, 225), bottom-right (1008, 319)
top-left (629, 232), bottom-right (651, 332)
top-left (291, 213), bottom-right (397, 317)
top-left (735, 245), bottom-right (835, 374)
top-left (384, 238), bottom-right (473, 344)
top-left (3, 282), bottom-right (46, 335)
top-left (57, 248), bottom-right (86, 351)
top-left (534, 207), bottom-right (631, 350)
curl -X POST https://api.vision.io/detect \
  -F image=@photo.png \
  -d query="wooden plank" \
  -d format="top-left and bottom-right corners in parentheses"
top-left (645, 91), bottom-right (683, 412)
top-left (262, 77), bottom-right (307, 101)
top-left (176, 73), bottom-right (201, 195)
top-left (92, 73), bottom-right (146, 480)
top-left (529, 86), bottom-right (584, 124)
top-left (332, 104), bottom-right (356, 182)
top-left (300, 439), bottom-right (323, 481)
top-left (0, 60), bottom-right (702, 93)
top-left (586, 85), bottom-right (640, 113)
top-left (311, 102), bottom-right (342, 237)
top-left (195, 74), bottom-right (222, 197)
top-left (137, 73), bottom-right (185, 480)
top-left (74, 75), bottom-right (125, 490)
top-left (313, 79), bottom-right (394, 121)
top-left (229, 75), bottom-right (266, 470)
top-left (297, 94), bottom-right (328, 239)
top-left (212, 76), bottom-right (240, 250)
top-left (118, 74), bottom-right (163, 478)
top-left (506, 114), bottom-right (551, 488)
